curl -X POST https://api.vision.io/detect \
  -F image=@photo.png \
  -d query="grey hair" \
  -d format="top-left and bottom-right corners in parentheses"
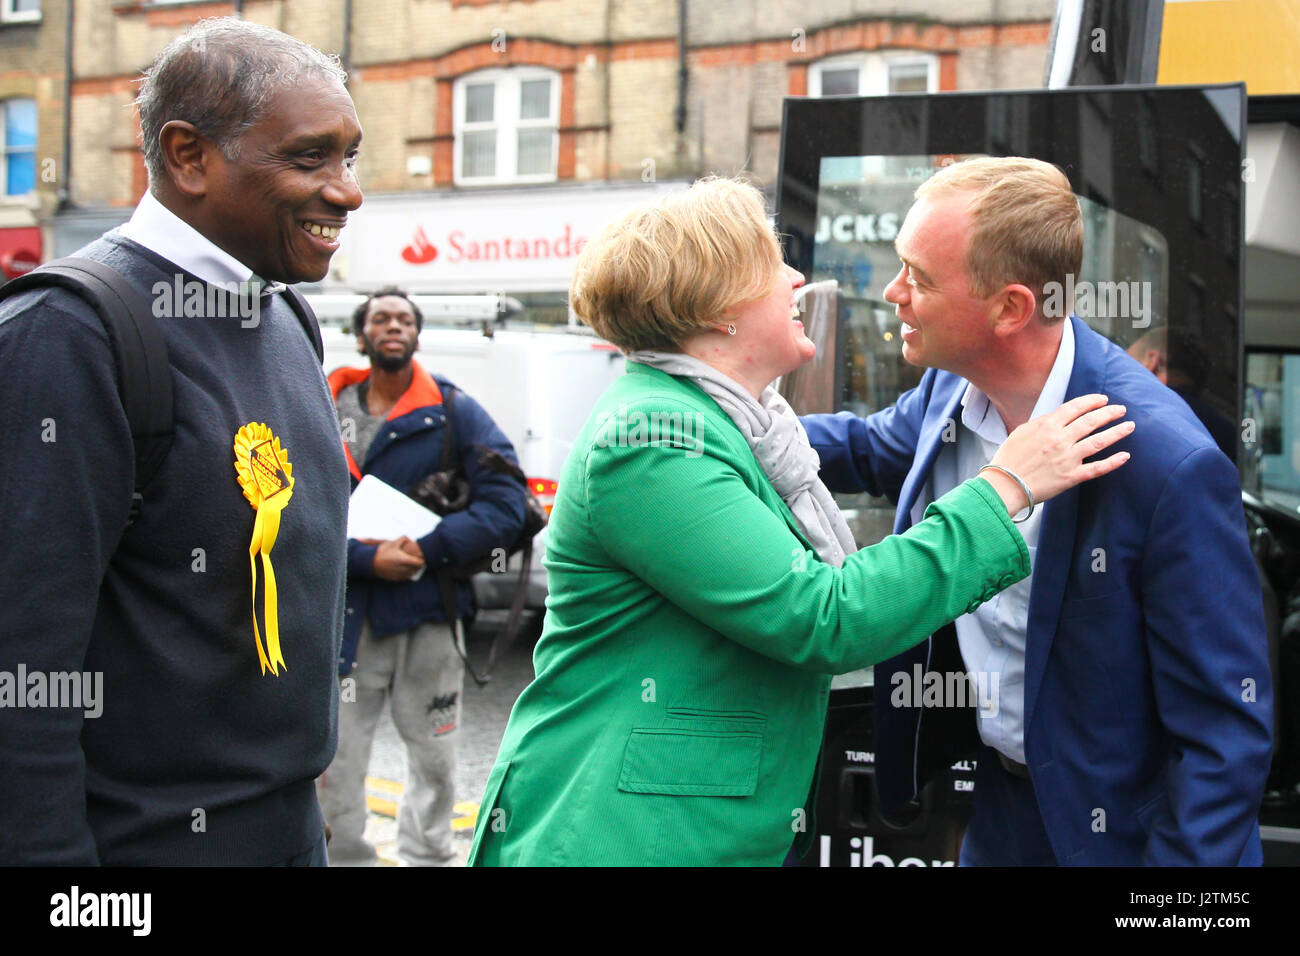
top-left (135, 17), bottom-right (348, 186)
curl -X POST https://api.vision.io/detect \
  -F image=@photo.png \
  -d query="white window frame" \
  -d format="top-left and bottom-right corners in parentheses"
top-left (453, 67), bottom-right (560, 186)
top-left (1, 0), bottom-right (41, 24)
top-left (808, 51), bottom-right (938, 98)
top-left (1, 98), bottom-right (37, 198)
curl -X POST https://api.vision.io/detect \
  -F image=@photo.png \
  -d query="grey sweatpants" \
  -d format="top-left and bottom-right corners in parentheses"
top-left (317, 621), bottom-right (465, 866)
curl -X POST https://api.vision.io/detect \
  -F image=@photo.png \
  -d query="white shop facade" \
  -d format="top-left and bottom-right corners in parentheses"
top-left (321, 180), bottom-right (688, 327)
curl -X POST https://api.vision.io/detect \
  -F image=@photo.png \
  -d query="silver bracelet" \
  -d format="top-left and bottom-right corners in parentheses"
top-left (978, 464), bottom-right (1037, 524)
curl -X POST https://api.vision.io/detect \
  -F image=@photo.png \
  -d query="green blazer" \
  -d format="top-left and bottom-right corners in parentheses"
top-left (468, 362), bottom-right (1029, 866)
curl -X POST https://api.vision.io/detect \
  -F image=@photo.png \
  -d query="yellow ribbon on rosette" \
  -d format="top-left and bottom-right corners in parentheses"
top-left (233, 423), bottom-right (295, 676)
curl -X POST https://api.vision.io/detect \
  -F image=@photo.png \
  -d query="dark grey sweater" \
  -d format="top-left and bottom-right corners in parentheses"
top-left (0, 233), bottom-right (349, 864)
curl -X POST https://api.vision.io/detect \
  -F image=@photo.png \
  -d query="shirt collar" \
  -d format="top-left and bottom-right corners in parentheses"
top-left (117, 189), bottom-right (283, 293)
top-left (959, 318), bottom-right (1076, 444)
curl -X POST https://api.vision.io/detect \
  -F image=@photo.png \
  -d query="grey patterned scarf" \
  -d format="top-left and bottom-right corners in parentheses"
top-left (627, 350), bottom-right (857, 567)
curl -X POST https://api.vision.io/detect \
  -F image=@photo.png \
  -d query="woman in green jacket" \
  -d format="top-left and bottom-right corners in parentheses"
top-left (469, 178), bottom-right (1132, 866)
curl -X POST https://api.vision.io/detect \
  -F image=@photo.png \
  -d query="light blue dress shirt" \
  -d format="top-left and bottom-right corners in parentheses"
top-left (910, 319), bottom-right (1075, 764)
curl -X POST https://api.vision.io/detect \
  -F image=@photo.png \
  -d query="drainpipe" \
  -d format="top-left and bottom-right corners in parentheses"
top-left (603, 0), bottom-right (613, 180)
top-left (57, 0), bottom-right (74, 211)
top-left (341, 0), bottom-right (353, 81)
top-left (675, 0), bottom-right (687, 134)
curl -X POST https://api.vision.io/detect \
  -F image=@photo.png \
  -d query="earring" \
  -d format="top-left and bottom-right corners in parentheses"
top-left (727, 323), bottom-right (737, 336)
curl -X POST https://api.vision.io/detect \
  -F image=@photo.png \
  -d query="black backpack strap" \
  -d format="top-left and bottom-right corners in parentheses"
top-left (438, 381), bottom-right (457, 472)
top-left (428, 379), bottom-right (537, 685)
top-left (278, 285), bottom-right (324, 363)
top-left (0, 257), bottom-right (173, 512)
top-left (429, 383), bottom-right (482, 680)
top-left (483, 538), bottom-right (533, 677)
top-left (434, 545), bottom-right (532, 688)
top-left (437, 570), bottom-right (493, 687)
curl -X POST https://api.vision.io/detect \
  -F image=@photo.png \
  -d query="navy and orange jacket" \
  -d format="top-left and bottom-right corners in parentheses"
top-left (328, 360), bottom-right (526, 674)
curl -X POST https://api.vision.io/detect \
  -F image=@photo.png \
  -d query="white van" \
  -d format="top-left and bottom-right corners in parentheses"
top-left (313, 294), bottom-right (626, 611)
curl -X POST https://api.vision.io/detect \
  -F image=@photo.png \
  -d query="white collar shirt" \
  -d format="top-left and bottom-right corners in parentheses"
top-left (117, 189), bottom-right (284, 294)
top-left (909, 318), bottom-right (1075, 764)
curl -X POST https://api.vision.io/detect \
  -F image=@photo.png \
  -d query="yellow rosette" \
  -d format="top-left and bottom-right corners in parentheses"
top-left (233, 423), bottom-right (295, 676)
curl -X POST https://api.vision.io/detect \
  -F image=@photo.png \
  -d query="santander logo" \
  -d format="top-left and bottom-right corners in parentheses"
top-left (397, 222), bottom-right (589, 268)
top-left (401, 226), bottom-right (438, 264)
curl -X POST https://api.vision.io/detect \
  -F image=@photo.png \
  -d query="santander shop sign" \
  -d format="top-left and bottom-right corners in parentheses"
top-left (335, 183), bottom-right (686, 294)
top-left (399, 222), bottom-right (586, 267)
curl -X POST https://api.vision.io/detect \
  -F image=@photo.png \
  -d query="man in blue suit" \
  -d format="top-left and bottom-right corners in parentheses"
top-left (802, 157), bottom-right (1273, 865)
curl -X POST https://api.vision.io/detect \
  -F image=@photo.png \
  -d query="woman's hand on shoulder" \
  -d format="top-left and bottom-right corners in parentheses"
top-left (985, 394), bottom-right (1134, 516)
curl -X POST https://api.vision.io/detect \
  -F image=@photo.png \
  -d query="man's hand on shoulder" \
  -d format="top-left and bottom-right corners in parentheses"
top-left (361, 537), bottom-right (426, 581)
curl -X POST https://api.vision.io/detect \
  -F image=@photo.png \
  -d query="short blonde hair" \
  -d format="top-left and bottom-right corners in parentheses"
top-left (916, 157), bottom-right (1082, 316)
top-left (570, 177), bottom-right (783, 351)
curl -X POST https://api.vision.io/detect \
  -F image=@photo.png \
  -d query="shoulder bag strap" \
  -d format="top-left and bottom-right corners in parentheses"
top-left (0, 258), bottom-right (173, 512)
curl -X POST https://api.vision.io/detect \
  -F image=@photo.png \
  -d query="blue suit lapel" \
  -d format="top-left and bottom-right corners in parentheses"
top-left (896, 383), bottom-right (965, 533)
top-left (1023, 316), bottom-right (1108, 730)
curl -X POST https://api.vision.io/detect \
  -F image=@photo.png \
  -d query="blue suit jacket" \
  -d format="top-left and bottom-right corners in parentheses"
top-left (803, 316), bottom-right (1274, 865)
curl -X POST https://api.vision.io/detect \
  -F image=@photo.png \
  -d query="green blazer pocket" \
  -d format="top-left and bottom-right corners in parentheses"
top-left (617, 728), bottom-right (763, 796)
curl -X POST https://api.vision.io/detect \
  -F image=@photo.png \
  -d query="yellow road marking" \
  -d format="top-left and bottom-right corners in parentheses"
top-left (452, 801), bottom-right (479, 831)
top-left (361, 777), bottom-right (480, 829)
top-left (366, 775), bottom-right (403, 795)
